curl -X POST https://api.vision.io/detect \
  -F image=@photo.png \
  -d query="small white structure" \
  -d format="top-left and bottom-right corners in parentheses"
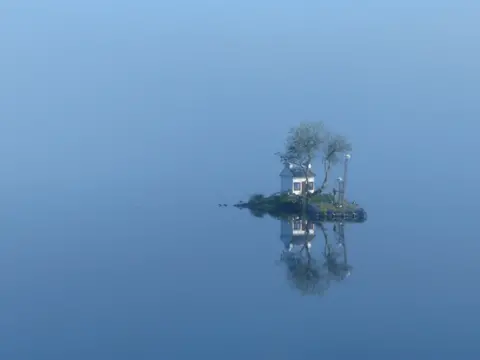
top-left (279, 162), bottom-right (315, 195)
top-left (280, 219), bottom-right (315, 251)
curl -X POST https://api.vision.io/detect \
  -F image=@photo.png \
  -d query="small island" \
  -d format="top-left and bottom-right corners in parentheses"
top-left (234, 121), bottom-right (367, 223)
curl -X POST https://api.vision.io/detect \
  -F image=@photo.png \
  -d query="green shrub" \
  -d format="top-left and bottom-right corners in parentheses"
top-left (249, 193), bottom-right (265, 203)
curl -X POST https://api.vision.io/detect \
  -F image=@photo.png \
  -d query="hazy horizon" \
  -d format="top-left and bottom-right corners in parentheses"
top-left (1, 1), bottom-right (479, 358)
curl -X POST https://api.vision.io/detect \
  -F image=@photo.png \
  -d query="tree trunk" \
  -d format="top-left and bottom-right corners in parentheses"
top-left (317, 161), bottom-right (331, 194)
top-left (302, 168), bottom-right (310, 218)
top-left (319, 222), bottom-right (330, 256)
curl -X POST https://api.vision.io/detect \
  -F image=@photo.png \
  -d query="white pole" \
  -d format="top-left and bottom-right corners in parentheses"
top-left (343, 154), bottom-right (351, 202)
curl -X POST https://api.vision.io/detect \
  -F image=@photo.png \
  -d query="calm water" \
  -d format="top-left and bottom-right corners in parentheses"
top-left (1, 171), bottom-right (479, 359)
top-left (2, 1), bottom-right (480, 358)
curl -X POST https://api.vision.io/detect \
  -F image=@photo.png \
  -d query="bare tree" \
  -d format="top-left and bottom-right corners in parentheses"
top-left (316, 133), bottom-right (352, 195)
top-left (276, 122), bottom-right (352, 215)
top-left (276, 121), bottom-right (328, 213)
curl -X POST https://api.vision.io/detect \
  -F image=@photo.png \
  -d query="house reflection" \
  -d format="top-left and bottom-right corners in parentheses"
top-left (279, 220), bottom-right (352, 296)
top-left (280, 218), bottom-right (315, 251)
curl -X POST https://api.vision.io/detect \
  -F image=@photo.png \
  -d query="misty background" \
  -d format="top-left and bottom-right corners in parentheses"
top-left (1, 1), bottom-right (479, 359)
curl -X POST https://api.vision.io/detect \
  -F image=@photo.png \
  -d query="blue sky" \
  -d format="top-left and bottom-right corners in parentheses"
top-left (1, 0), bottom-right (479, 202)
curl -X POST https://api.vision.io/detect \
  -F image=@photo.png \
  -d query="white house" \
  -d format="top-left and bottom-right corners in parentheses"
top-left (279, 163), bottom-right (315, 195)
top-left (280, 219), bottom-right (315, 251)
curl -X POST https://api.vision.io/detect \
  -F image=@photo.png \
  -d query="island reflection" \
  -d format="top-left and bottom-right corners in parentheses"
top-left (278, 217), bottom-right (351, 296)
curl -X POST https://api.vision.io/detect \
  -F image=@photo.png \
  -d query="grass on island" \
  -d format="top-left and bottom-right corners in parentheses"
top-left (235, 191), bottom-right (364, 221)
top-left (309, 194), bottom-right (358, 211)
top-left (244, 192), bottom-right (358, 214)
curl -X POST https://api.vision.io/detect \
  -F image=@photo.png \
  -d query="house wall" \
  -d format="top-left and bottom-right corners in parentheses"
top-left (291, 177), bottom-right (315, 195)
top-left (281, 219), bottom-right (315, 237)
top-left (293, 220), bottom-right (315, 235)
top-left (280, 175), bottom-right (293, 193)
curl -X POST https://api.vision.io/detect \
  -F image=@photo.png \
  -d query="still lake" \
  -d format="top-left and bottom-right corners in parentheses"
top-left (1, 163), bottom-right (479, 359)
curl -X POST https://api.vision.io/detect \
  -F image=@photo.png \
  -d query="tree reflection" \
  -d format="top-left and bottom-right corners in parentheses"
top-left (279, 217), bottom-right (351, 296)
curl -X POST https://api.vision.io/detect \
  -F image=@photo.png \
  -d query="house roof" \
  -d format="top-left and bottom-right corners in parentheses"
top-left (280, 234), bottom-right (316, 247)
top-left (291, 168), bottom-right (315, 178)
top-left (280, 166), bottom-right (316, 178)
top-left (290, 234), bottom-right (316, 245)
